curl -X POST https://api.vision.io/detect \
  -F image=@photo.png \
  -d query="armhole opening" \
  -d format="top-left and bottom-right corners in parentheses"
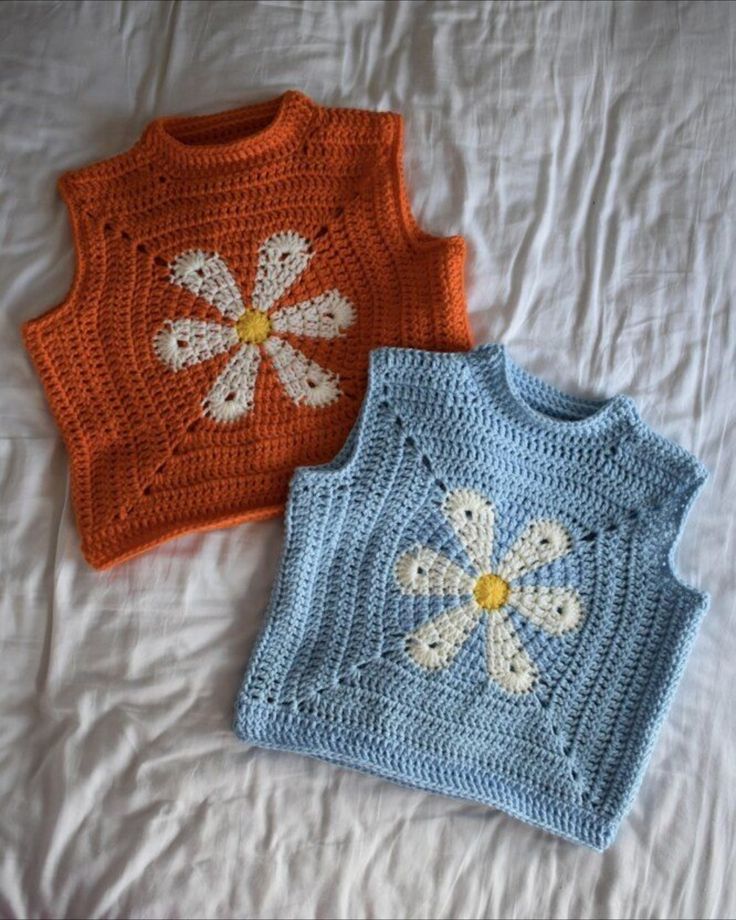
top-left (388, 113), bottom-right (464, 254)
top-left (663, 469), bottom-right (709, 612)
top-left (386, 114), bottom-right (472, 348)
top-left (294, 349), bottom-right (391, 484)
top-left (23, 175), bottom-right (88, 331)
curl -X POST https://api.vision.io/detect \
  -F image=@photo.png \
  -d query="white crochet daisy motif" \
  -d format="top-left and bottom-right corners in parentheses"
top-left (394, 489), bottom-right (584, 694)
top-left (153, 232), bottom-right (355, 422)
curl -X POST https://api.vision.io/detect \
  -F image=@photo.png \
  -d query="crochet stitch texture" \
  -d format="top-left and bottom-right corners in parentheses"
top-left (22, 90), bottom-right (470, 568)
top-left (234, 344), bottom-right (708, 850)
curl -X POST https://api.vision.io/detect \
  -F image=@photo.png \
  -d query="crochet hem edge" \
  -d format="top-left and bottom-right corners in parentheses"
top-left (234, 700), bottom-right (619, 851)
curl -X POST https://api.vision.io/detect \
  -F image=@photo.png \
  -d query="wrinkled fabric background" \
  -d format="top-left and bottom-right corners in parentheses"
top-left (1, 1), bottom-right (734, 918)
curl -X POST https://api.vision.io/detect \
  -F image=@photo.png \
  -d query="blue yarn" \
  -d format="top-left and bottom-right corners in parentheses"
top-left (234, 344), bottom-right (709, 850)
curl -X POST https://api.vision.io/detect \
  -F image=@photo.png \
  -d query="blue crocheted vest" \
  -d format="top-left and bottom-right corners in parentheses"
top-left (234, 344), bottom-right (708, 849)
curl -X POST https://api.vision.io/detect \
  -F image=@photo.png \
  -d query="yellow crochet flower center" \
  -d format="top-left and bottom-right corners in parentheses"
top-left (236, 309), bottom-right (271, 345)
top-left (473, 573), bottom-right (510, 611)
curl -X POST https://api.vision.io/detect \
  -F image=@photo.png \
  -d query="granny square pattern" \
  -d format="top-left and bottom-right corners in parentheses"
top-left (22, 91), bottom-right (470, 567)
top-left (235, 345), bottom-right (708, 850)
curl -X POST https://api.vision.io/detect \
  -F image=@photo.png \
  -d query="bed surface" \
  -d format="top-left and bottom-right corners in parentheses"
top-left (1, 2), bottom-right (734, 917)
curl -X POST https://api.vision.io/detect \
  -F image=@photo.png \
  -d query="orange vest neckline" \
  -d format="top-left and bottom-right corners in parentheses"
top-left (144, 90), bottom-right (317, 166)
top-left (22, 90), bottom-right (473, 569)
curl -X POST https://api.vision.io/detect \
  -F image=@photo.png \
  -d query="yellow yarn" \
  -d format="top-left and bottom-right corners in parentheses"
top-left (473, 573), bottom-right (509, 611)
top-left (236, 309), bottom-right (271, 344)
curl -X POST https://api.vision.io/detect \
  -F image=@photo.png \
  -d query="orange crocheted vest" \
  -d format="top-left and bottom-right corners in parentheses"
top-left (22, 90), bottom-right (471, 568)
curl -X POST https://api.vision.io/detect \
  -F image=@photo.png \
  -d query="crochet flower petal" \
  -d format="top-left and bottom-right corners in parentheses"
top-left (263, 338), bottom-right (341, 407)
top-left (441, 489), bottom-right (496, 574)
top-left (405, 603), bottom-right (482, 671)
top-left (270, 290), bottom-right (356, 339)
top-left (202, 344), bottom-right (260, 423)
top-left (497, 520), bottom-right (572, 582)
top-left (394, 546), bottom-right (475, 596)
top-left (486, 612), bottom-right (538, 693)
top-left (169, 250), bottom-right (245, 320)
top-left (153, 318), bottom-right (238, 371)
top-left (250, 232), bottom-right (313, 312)
top-left (508, 586), bottom-right (584, 635)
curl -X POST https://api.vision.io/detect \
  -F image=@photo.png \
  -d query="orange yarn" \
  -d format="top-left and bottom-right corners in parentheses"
top-left (22, 90), bottom-right (472, 569)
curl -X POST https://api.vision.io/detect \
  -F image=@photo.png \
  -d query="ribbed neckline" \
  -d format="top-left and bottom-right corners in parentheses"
top-left (474, 344), bottom-right (637, 436)
top-left (143, 90), bottom-right (317, 167)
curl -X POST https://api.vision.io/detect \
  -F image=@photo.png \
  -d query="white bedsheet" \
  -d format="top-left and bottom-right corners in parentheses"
top-left (1, 1), bottom-right (735, 917)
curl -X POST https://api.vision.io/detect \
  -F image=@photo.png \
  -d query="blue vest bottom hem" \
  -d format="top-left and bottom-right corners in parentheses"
top-left (234, 699), bottom-right (618, 851)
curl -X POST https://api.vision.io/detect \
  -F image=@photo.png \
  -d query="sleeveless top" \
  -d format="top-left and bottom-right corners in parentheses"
top-left (234, 344), bottom-right (708, 850)
top-left (22, 91), bottom-right (471, 568)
